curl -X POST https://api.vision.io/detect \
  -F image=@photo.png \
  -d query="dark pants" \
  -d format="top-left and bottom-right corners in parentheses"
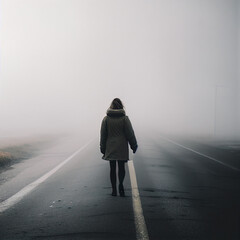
top-left (109, 160), bottom-right (126, 190)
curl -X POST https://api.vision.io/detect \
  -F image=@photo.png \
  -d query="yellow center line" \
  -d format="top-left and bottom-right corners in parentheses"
top-left (128, 160), bottom-right (149, 240)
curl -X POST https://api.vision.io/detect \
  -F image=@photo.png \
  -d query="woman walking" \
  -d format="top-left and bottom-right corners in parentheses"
top-left (100, 98), bottom-right (138, 197)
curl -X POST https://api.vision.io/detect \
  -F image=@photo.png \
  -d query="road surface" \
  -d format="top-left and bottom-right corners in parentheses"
top-left (0, 134), bottom-right (239, 240)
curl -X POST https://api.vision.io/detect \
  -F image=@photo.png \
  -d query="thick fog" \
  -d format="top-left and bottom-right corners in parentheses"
top-left (0, 0), bottom-right (239, 139)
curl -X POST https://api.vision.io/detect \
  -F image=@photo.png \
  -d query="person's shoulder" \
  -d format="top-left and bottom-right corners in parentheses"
top-left (123, 116), bottom-right (131, 123)
top-left (102, 116), bottom-right (107, 121)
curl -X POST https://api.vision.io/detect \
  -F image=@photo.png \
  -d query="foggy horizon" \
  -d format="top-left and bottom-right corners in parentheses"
top-left (1, 2), bottom-right (240, 239)
top-left (1, 0), bottom-right (240, 140)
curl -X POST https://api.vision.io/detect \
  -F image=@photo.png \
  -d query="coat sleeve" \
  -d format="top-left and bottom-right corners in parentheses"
top-left (100, 117), bottom-right (107, 154)
top-left (124, 116), bottom-right (138, 152)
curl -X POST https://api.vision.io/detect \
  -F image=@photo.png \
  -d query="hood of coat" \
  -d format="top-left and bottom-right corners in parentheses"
top-left (106, 108), bottom-right (125, 117)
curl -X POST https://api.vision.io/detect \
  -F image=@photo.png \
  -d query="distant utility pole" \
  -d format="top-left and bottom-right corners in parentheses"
top-left (213, 84), bottom-right (225, 138)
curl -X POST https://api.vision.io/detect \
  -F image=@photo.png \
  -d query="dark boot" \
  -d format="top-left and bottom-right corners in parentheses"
top-left (112, 186), bottom-right (117, 196)
top-left (119, 183), bottom-right (125, 197)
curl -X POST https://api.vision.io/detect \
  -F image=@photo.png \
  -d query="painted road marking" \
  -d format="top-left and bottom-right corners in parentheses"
top-left (0, 139), bottom-right (94, 213)
top-left (128, 160), bottom-right (149, 240)
top-left (161, 136), bottom-right (240, 172)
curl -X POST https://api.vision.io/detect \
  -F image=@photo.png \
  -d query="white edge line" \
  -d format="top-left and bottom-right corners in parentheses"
top-left (160, 136), bottom-right (240, 172)
top-left (0, 138), bottom-right (94, 213)
top-left (128, 160), bottom-right (149, 240)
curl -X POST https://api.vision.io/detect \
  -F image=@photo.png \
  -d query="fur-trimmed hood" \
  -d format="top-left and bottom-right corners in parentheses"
top-left (106, 108), bottom-right (125, 117)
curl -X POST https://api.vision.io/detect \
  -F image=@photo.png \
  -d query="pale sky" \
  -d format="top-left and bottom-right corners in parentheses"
top-left (0, 0), bottom-right (239, 138)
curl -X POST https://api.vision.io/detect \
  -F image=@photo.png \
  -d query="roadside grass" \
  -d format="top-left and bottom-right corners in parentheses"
top-left (0, 135), bottom-right (59, 169)
top-left (0, 145), bottom-right (35, 167)
top-left (0, 151), bottom-right (14, 167)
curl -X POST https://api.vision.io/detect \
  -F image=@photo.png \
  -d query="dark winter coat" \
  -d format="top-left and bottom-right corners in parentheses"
top-left (100, 108), bottom-right (138, 161)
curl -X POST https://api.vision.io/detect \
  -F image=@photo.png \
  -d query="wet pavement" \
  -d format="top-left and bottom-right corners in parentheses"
top-left (0, 134), bottom-right (239, 239)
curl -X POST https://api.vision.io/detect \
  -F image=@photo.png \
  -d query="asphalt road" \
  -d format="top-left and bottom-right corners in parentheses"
top-left (0, 134), bottom-right (239, 240)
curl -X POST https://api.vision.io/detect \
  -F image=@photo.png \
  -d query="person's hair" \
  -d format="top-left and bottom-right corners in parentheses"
top-left (110, 98), bottom-right (124, 109)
